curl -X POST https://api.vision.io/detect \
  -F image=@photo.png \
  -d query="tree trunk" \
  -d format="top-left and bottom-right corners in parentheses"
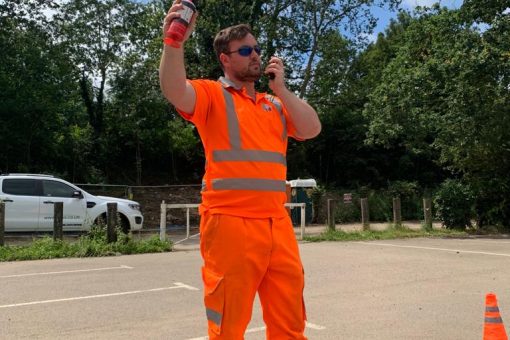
top-left (136, 137), bottom-right (142, 185)
top-left (298, 35), bottom-right (319, 99)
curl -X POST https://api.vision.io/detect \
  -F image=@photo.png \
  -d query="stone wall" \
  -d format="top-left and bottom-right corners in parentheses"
top-left (83, 184), bottom-right (322, 229)
top-left (133, 185), bottom-right (202, 228)
top-left (83, 185), bottom-right (202, 229)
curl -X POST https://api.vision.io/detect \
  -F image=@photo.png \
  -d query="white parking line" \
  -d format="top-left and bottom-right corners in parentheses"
top-left (0, 265), bottom-right (133, 279)
top-left (245, 326), bottom-right (267, 335)
top-left (454, 239), bottom-right (510, 245)
top-left (305, 322), bottom-right (326, 330)
top-left (187, 322), bottom-right (326, 340)
top-left (174, 282), bottom-right (200, 291)
top-left (357, 241), bottom-right (510, 257)
top-left (0, 282), bottom-right (198, 309)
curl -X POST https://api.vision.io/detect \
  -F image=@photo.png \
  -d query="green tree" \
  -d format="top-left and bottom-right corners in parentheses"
top-left (461, 0), bottom-right (509, 23)
top-left (364, 5), bottom-right (510, 227)
top-left (0, 0), bottom-right (83, 175)
top-left (53, 0), bottom-right (142, 160)
top-left (301, 12), bottom-right (441, 188)
top-left (285, 0), bottom-right (402, 98)
top-left (106, 0), bottom-right (203, 184)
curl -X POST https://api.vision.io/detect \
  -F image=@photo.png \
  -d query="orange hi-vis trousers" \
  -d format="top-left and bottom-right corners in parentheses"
top-left (200, 213), bottom-right (307, 340)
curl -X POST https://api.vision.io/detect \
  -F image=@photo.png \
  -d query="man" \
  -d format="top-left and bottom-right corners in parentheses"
top-left (160, 2), bottom-right (321, 339)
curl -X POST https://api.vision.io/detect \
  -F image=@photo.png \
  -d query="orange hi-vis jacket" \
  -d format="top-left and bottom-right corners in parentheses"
top-left (178, 77), bottom-right (301, 218)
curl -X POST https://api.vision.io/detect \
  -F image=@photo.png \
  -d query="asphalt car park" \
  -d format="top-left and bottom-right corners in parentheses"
top-left (1, 236), bottom-right (510, 339)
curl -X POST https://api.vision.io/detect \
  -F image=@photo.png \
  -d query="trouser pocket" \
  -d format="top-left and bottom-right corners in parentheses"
top-left (202, 266), bottom-right (225, 335)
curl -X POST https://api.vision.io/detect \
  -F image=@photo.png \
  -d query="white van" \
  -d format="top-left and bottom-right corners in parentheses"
top-left (0, 174), bottom-right (143, 233)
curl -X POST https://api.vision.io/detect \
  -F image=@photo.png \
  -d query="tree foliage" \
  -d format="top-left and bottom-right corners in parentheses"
top-left (364, 5), bottom-right (510, 227)
top-left (0, 0), bottom-right (82, 175)
top-left (3, 0), bottom-right (510, 227)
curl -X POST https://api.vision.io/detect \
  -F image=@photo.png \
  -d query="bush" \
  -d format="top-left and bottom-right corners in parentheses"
top-left (388, 181), bottom-right (423, 220)
top-left (367, 191), bottom-right (392, 222)
top-left (434, 179), bottom-right (474, 229)
top-left (335, 198), bottom-right (361, 223)
top-left (473, 178), bottom-right (510, 230)
top-left (334, 190), bottom-right (392, 223)
top-left (311, 185), bottom-right (326, 223)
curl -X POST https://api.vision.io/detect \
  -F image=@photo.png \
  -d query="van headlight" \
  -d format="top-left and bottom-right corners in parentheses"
top-left (129, 203), bottom-right (140, 211)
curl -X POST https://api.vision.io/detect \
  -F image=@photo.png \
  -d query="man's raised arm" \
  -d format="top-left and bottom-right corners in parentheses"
top-left (159, 1), bottom-right (197, 114)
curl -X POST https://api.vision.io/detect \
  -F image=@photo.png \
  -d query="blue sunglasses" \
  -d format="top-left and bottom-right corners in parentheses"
top-left (225, 45), bottom-right (262, 57)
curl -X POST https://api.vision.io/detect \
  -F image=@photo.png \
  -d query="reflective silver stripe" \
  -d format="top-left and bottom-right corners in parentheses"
top-left (279, 110), bottom-right (287, 141)
top-left (485, 317), bottom-right (503, 324)
top-left (201, 181), bottom-right (206, 192)
top-left (266, 95), bottom-right (287, 140)
top-left (212, 178), bottom-right (286, 192)
top-left (265, 95), bottom-right (282, 115)
top-left (486, 307), bottom-right (500, 312)
top-left (213, 150), bottom-right (286, 165)
top-left (222, 88), bottom-right (241, 149)
top-left (212, 86), bottom-right (287, 192)
top-left (206, 308), bottom-right (222, 326)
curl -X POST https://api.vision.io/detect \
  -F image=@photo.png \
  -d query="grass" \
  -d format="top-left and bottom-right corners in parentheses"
top-left (303, 224), bottom-right (468, 242)
top-left (0, 225), bottom-right (173, 262)
top-left (0, 223), bottom-right (483, 261)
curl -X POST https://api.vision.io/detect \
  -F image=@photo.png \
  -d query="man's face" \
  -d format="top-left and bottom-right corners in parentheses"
top-left (225, 34), bottom-right (262, 82)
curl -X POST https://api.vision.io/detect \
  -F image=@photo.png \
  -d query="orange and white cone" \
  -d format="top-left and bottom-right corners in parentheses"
top-left (484, 293), bottom-right (508, 340)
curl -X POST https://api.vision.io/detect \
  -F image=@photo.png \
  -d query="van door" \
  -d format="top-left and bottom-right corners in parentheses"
top-left (38, 180), bottom-right (87, 232)
top-left (0, 179), bottom-right (40, 231)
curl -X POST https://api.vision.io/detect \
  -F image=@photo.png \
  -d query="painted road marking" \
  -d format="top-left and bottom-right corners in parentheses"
top-left (453, 239), bottom-right (510, 245)
top-left (245, 326), bottom-right (267, 335)
top-left (0, 265), bottom-right (133, 279)
top-left (358, 242), bottom-right (510, 257)
top-left (174, 282), bottom-right (200, 291)
top-left (187, 322), bottom-right (326, 340)
top-left (305, 322), bottom-right (327, 330)
top-left (0, 282), bottom-right (198, 309)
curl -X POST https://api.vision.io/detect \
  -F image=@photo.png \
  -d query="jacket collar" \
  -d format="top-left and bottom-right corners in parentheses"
top-left (218, 76), bottom-right (267, 101)
top-left (218, 76), bottom-right (242, 90)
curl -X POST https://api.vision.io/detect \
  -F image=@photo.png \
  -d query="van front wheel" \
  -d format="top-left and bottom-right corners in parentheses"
top-left (93, 213), bottom-right (130, 234)
top-left (119, 214), bottom-right (130, 234)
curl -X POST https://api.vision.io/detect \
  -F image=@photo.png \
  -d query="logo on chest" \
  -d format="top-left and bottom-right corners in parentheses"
top-left (262, 103), bottom-right (272, 112)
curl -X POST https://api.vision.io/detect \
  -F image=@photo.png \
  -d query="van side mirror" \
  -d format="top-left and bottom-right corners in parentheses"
top-left (72, 190), bottom-right (83, 199)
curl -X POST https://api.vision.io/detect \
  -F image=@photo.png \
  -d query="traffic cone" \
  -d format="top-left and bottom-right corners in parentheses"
top-left (484, 293), bottom-right (508, 340)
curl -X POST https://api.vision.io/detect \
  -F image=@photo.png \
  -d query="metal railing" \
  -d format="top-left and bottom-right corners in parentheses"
top-left (159, 201), bottom-right (307, 244)
top-left (286, 203), bottom-right (307, 240)
top-left (159, 202), bottom-right (200, 244)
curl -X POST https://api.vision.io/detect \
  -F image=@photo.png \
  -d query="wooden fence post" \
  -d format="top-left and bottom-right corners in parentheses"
top-left (423, 198), bottom-right (432, 230)
top-left (107, 203), bottom-right (117, 243)
top-left (160, 201), bottom-right (167, 241)
top-left (361, 198), bottom-right (370, 231)
top-left (393, 197), bottom-right (402, 226)
top-left (327, 199), bottom-right (337, 231)
top-left (0, 202), bottom-right (4, 246)
top-left (53, 202), bottom-right (63, 241)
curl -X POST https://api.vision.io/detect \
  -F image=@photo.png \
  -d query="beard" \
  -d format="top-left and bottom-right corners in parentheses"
top-left (235, 62), bottom-right (262, 82)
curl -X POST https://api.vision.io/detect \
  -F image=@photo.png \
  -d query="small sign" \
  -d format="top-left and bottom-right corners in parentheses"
top-left (343, 193), bottom-right (352, 204)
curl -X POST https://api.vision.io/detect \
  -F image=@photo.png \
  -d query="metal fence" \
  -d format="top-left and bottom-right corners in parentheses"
top-left (158, 201), bottom-right (307, 244)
